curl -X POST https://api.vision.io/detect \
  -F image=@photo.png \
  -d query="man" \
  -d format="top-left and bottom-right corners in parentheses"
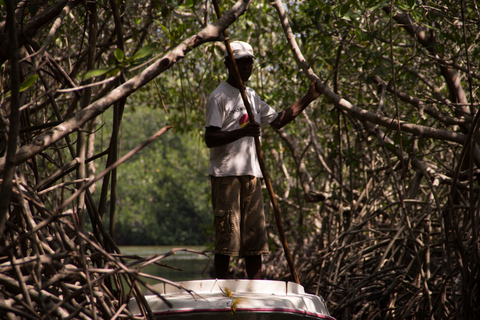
top-left (205, 40), bottom-right (320, 279)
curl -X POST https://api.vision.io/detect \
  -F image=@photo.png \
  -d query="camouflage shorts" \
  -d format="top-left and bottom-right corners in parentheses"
top-left (211, 176), bottom-right (270, 257)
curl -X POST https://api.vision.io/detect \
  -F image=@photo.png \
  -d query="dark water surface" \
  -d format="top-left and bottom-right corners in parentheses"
top-left (119, 245), bottom-right (212, 283)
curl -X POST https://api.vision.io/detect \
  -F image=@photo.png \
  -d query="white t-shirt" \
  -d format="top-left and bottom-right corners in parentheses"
top-left (205, 81), bottom-right (278, 178)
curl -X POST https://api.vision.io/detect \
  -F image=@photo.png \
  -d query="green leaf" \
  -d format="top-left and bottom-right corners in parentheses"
top-left (3, 75), bottom-right (39, 98)
top-left (154, 20), bottom-right (172, 40)
top-left (19, 75), bottom-right (39, 92)
top-left (367, 1), bottom-right (388, 11)
top-left (132, 43), bottom-right (157, 62)
top-left (84, 67), bottom-right (113, 80)
top-left (348, 0), bottom-right (360, 9)
top-left (114, 48), bottom-right (125, 62)
top-left (107, 67), bottom-right (121, 77)
top-left (340, 3), bottom-right (351, 17)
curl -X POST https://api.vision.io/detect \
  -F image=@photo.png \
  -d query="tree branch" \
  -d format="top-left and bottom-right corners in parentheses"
top-left (271, 0), bottom-right (467, 146)
top-left (0, 0), bottom-right (253, 174)
top-left (0, 0), bottom-right (21, 235)
top-left (387, 9), bottom-right (469, 114)
top-left (0, 0), bottom-right (83, 65)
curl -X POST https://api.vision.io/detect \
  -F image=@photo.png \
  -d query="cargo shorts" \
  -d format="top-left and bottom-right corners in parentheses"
top-left (211, 176), bottom-right (270, 257)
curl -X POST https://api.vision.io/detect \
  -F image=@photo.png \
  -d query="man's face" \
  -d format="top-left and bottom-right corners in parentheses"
top-left (227, 57), bottom-right (254, 83)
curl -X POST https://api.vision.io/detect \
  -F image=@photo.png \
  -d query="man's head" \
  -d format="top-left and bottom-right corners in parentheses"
top-left (225, 41), bottom-right (255, 86)
top-left (226, 41), bottom-right (255, 60)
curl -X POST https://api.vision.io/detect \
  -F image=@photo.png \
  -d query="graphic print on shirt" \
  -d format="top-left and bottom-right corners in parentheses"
top-left (239, 113), bottom-right (249, 128)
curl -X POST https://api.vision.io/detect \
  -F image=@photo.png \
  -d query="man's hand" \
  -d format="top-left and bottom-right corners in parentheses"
top-left (242, 121), bottom-right (261, 137)
top-left (270, 80), bottom-right (321, 130)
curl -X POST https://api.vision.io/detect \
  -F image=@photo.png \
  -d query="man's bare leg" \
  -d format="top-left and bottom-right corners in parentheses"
top-left (245, 255), bottom-right (262, 279)
top-left (214, 254), bottom-right (230, 279)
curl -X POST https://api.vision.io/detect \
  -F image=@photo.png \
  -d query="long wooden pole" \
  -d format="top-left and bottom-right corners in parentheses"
top-left (212, 0), bottom-right (300, 284)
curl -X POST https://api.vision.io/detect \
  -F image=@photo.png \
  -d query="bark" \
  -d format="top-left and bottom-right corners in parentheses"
top-left (0, 0), bottom-right (21, 234)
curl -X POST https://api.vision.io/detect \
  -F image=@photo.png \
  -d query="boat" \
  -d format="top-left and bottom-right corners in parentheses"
top-left (128, 279), bottom-right (336, 319)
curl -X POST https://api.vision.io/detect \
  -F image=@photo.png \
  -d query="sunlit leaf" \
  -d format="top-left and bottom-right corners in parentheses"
top-left (107, 67), bottom-right (121, 77)
top-left (3, 75), bottom-right (39, 98)
top-left (132, 43), bottom-right (157, 61)
top-left (84, 67), bottom-right (113, 80)
top-left (19, 75), bottom-right (39, 92)
top-left (154, 20), bottom-right (172, 40)
top-left (367, 1), bottom-right (388, 11)
top-left (114, 48), bottom-right (125, 62)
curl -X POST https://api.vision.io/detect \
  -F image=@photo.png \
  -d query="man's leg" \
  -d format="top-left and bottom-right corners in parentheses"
top-left (241, 177), bottom-right (268, 279)
top-left (245, 255), bottom-right (262, 279)
top-left (214, 254), bottom-right (231, 279)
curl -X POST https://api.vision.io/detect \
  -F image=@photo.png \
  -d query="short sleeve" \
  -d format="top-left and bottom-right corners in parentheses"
top-left (258, 98), bottom-right (278, 128)
top-left (205, 95), bottom-right (224, 128)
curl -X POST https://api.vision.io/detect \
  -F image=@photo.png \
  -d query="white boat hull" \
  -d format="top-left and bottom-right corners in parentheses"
top-left (128, 279), bottom-right (336, 320)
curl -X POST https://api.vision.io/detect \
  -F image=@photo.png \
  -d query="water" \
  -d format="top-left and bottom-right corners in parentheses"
top-left (119, 245), bottom-right (213, 283)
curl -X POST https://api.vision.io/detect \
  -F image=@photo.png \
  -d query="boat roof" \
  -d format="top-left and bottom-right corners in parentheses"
top-left (129, 279), bottom-right (335, 319)
top-left (152, 279), bottom-right (306, 295)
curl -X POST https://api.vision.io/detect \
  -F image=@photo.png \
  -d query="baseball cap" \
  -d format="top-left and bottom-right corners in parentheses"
top-left (226, 41), bottom-right (255, 59)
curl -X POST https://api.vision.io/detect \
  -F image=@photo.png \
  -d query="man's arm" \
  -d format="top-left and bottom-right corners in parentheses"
top-left (205, 122), bottom-right (261, 148)
top-left (269, 81), bottom-right (320, 130)
top-left (205, 81), bottom-right (320, 148)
